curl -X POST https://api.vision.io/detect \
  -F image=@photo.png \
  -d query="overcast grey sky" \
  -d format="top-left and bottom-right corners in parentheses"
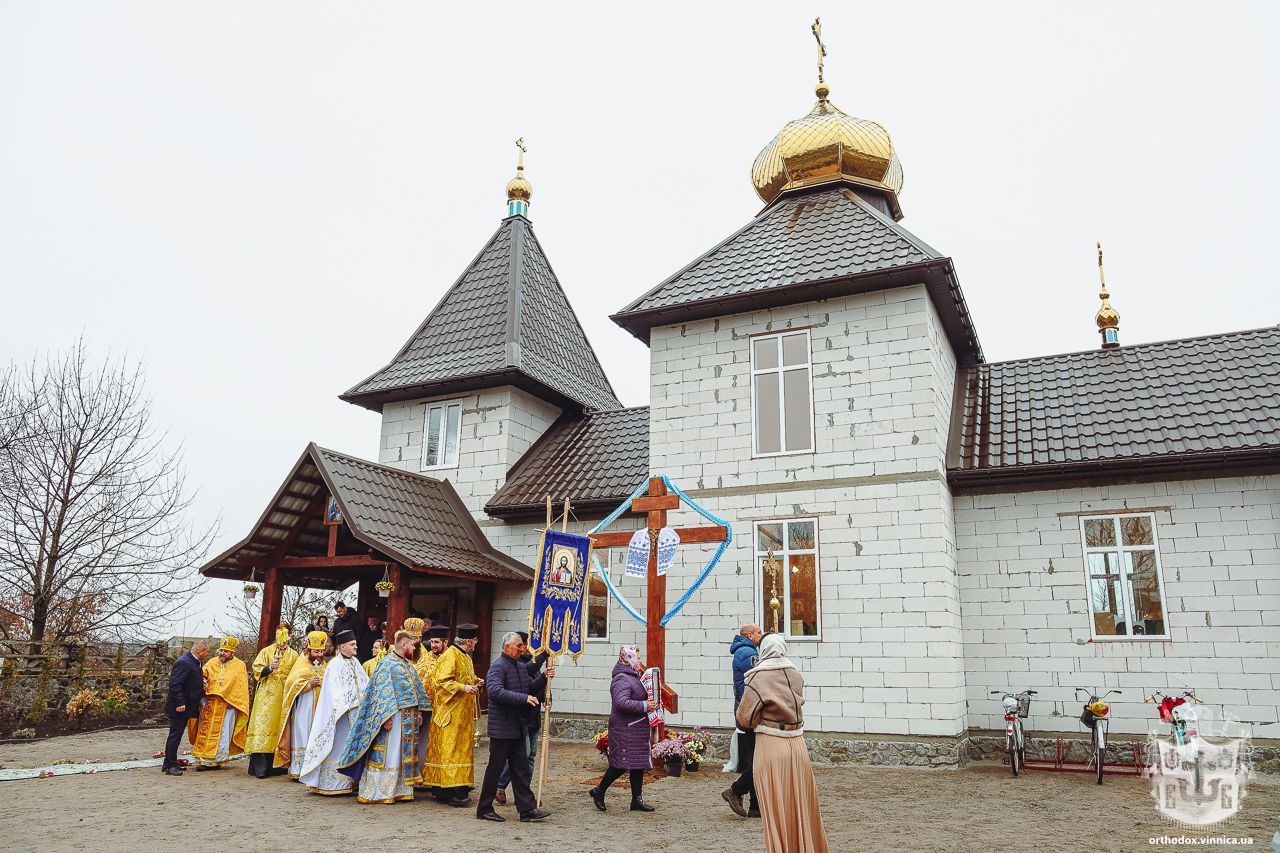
top-left (3, 3), bottom-right (1277, 636)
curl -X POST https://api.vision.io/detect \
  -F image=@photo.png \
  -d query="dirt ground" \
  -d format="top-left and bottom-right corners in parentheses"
top-left (0, 728), bottom-right (1275, 852)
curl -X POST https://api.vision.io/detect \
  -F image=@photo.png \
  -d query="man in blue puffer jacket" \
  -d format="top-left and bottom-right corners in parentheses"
top-left (723, 622), bottom-right (762, 817)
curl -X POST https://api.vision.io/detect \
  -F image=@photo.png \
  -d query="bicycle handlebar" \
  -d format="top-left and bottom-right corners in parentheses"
top-left (1076, 687), bottom-right (1122, 701)
top-left (989, 689), bottom-right (1037, 696)
top-left (1144, 690), bottom-right (1200, 703)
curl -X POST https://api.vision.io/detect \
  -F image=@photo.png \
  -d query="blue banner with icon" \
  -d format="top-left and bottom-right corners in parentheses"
top-left (527, 530), bottom-right (592, 662)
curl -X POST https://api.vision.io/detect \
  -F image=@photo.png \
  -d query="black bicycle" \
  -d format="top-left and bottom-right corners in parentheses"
top-left (1076, 687), bottom-right (1121, 784)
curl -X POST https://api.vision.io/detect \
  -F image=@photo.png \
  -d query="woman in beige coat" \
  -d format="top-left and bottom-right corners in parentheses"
top-left (734, 633), bottom-right (829, 853)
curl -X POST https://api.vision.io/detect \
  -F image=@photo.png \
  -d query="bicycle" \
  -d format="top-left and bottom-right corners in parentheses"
top-left (1076, 687), bottom-right (1121, 784)
top-left (1144, 689), bottom-right (1204, 794)
top-left (990, 689), bottom-right (1036, 776)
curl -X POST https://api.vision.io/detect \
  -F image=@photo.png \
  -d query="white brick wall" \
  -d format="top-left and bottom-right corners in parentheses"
top-left (957, 475), bottom-right (1280, 736)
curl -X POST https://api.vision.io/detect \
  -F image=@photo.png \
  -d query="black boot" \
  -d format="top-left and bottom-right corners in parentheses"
top-left (630, 798), bottom-right (655, 812)
top-left (588, 787), bottom-right (606, 811)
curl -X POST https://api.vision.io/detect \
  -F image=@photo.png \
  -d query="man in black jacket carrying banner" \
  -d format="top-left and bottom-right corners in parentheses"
top-left (475, 632), bottom-right (554, 823)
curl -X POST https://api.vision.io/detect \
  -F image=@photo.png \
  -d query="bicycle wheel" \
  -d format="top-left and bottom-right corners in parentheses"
top-left (1007, 733), bottom-right (1019, 777)
top-left (1094, 727), bottom-right (1104, 785)
top-left (1016, 722), bottom-right (1027, 769)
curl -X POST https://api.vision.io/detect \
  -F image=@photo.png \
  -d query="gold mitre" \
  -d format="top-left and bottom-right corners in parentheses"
top-left (218, 636), bottom-right (238, 653)
top-left (306, 630), bottom-right (328, 651)
top-left (402, 617), bottom-right (426, 639)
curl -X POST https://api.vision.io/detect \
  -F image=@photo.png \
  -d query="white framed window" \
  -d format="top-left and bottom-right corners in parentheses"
top-left (421, 400), bottom-right (463, 470)
top-left (751, 330), bottom-right (814, 456)
top-left (754, 518), bottom-right (820, 639)
top-left (586, 549), bottom-right (614, 640)
top-left (1079, 512), bottom-right (1168, 640)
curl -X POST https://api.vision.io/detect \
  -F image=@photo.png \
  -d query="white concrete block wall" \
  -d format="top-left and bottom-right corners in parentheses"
top-left (957, 475), bottom-right (1280, 737)
top-left (377, 387), bottom-right (561, 514)
top-left (632, 288), bottom-right (967, 737)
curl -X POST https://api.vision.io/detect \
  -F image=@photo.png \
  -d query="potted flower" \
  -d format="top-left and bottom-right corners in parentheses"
top-left (375, 580), bottom-right (395, 598)
top-left (681, 727), bottom-right (711, 771)
top-left (651, 734), bottom-right (691, 777)
top-left (593, 730), bottom-right (609, 758)
top-left (243, 584), bottom-right (259, 600)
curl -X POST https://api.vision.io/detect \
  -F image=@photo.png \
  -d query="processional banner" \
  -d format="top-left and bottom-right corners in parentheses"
top-left (527, 530), bottom-right (592, 662)
top-left (642, 667), bottom-right (663, 728)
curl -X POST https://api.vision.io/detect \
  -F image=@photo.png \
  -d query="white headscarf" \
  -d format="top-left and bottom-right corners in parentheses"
top-left (753, 633), bottom-right (795, 671)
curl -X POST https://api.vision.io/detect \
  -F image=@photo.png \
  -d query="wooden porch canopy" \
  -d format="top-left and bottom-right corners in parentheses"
top-left (200, 443), bottom-right (533, 647)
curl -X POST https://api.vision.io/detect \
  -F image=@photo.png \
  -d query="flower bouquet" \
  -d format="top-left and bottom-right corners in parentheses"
top-left (652, 734), bottom-right (692, 776)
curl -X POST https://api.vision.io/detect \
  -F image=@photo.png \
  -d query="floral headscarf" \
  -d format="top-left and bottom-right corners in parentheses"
top-left (618, 644), bottom-right (644, 673)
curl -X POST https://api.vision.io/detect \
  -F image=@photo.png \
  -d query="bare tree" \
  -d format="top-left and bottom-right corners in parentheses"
top-left (0, 338), bottom-right (214, 647)
top-left (216, 583), bottom-right (357, 653)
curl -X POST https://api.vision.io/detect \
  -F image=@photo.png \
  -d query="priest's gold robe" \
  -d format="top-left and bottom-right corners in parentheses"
top-left (412, 648), bottom-right (441, 780)
top-left (363, 650), bottom-right (386, 678)
top-left (416, 650), bottom-right (441, 705)
top-left (275, 655), bottom-right (329, 776)
top-left (420, 644), bottom-right (481, 790)
top-left (188, 656), bottom-right (249, 766)
top-left (245, 642), bottom-right (299, 755)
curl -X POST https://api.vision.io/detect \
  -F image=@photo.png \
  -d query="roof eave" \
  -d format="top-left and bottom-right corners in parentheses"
top-left (339, 368), bottom-right (592, 414)
top-left (947, 447), bottom-right (1280, 494)
top-left (484, 496), bottom-right (635, 522)
top-left (610, 257), bottom-right (984, 366)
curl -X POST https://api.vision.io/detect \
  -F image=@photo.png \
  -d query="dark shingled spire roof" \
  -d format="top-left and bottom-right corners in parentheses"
top-left (948, 326), bottom-right (1280, 490)
top-left (342, 215), bottom-right (620, 413)
top-left (611, 184), bottom-right (983, 366)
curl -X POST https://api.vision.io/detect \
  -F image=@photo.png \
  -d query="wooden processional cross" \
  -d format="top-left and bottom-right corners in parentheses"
top-left (588, 477), bottom-right (730, 718)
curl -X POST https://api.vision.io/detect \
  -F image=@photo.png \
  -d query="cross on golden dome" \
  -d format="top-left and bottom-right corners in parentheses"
top-left (506, 137), bottom-right (532, 216)
top-left (1095, 242), bottom-right (1121, 349)
top-left (751, 20), bottom-right (904, 217)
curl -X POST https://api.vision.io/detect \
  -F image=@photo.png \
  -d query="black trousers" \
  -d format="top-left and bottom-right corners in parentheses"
top-left (730, 730), bottom-right (757, 806)
top-left (478, 735), bottom-right (536, 815)
top-left (597, 765), bottom-right (644, 801)
top-left (163, 715), bottom-right (187, 769)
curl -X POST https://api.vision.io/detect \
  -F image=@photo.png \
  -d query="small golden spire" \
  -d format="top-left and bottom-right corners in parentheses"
top-left (812, 18), bottom-right (829, 100)
top-left (1095, 241), bottom-right (1120, 349)
top-left (505, 137), bottom-right (532, 216)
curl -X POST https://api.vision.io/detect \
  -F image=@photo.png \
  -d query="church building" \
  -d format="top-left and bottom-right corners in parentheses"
top-left (202, 57), bottom-right (1279, 762)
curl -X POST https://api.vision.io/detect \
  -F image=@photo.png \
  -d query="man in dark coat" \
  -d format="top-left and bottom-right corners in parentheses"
top-left (163, 639), bottom-right (211, 776)
top-left (475, 632), bottom-right (553, 823)
top-left (331, 601), bottom-right (361, 645)
top-left (494, 631), bottom-right (549, 805)
top-left (356, 614), bottom-right (383, 662)
top-left (723, 622), bottom-right (762, 817)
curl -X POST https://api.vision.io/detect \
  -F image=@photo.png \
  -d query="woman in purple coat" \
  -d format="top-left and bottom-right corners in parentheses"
top-left (588, 645), bottom-right (657, 812)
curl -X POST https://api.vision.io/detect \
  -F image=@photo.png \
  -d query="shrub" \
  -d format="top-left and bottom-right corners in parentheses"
top-left (101, 686), bottom-right (130, 717)
top-left (66, 688), bottom-right (101, 722)
top-left (12, 727), bottom-right (35, 739)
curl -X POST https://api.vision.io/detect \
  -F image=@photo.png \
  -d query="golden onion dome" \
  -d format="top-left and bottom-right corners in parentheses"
top-left (506, 168), bottom-right (532, 203)
top-left (751, 83), bottom-right (905, 218)
top-left (1095, 298), bottom-right (1119, 330)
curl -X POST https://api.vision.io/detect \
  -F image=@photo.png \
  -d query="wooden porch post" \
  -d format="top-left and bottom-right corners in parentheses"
top-left (386, 564), bottom-right (408, 635)
top-left (475, 581), bottom-right (494, 683)
top-left (257, 566), bottom-right (284, 649)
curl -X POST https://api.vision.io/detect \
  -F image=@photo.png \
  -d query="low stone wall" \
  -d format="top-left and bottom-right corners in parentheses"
top-left (966, 729), bottom-right (1280, 775)
top-left (0, 643), bottom-right (173, 727)
top-left (550, 715), bottom-right (968, 769)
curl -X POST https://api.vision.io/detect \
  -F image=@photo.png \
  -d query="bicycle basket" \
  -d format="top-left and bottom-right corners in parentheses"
top-left (1016, 694), bottom-right (1031, 718)
top-left (1080, 708), bottom-right (1097, 729)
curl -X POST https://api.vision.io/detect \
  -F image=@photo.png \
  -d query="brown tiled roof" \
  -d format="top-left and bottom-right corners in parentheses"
top-left (611, 184), bottom-right (983, 366)
top-left (341, 215), bottom-right (620, 413)
top-left (486, 407), bottom-right (650, 519)
top-left (948, 326), bottom-right (1280, 489)
top-left (201, 444), bottom-right (533, 584)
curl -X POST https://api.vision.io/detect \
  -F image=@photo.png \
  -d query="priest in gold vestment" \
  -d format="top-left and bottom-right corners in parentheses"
top-left (189, 636), bottom-right (249, 769)
top-left (245, 625), bottom-right (299, 778)
top-left (274, 630), bottom-right (330, 778)
top-left (421, 623), bottom-right (483, 806)
top-left (363, 639), bottom-right (386, 677)
top-left (338, 629), bottom-right (430, 803)
top-left (412, 623), bottom-right (448, 789)
top-left (299, 629), bottom-right (369, 795)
